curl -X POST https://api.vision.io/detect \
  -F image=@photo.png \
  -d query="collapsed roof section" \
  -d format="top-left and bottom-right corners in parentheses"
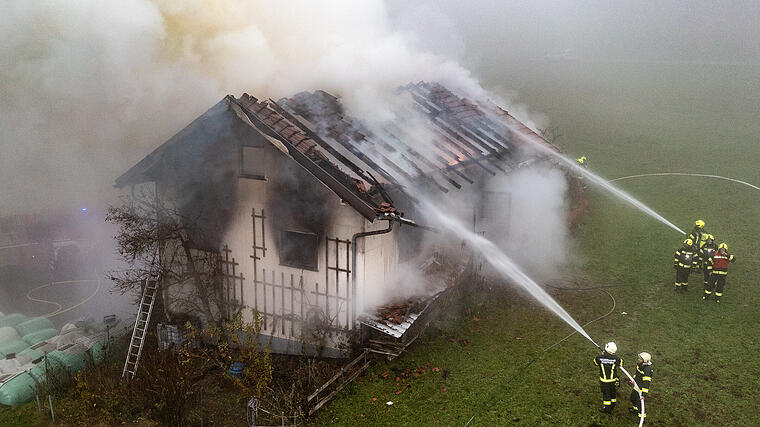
top-left (116, 82), bottom-right (557, 223)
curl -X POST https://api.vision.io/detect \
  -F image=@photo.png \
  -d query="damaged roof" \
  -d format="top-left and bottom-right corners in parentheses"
top-left (116, 82), bottom-right (557, 222)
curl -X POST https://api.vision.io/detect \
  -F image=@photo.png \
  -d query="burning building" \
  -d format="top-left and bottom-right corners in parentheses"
top-left (115, 82), bottom-right (560, 357)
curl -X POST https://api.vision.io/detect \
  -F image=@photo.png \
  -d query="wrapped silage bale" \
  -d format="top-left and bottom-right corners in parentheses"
top-left (22, 328), bottom-right (58, 346)
top-left (60, 323), bottom-right (77, 334)
top-left (0, 371), bottom-right (39, 406)
top-left (0, 340), bottom-right (30, 358)
top-left (0, 314), bottom-right (27, 329)
top-left (0, 327), bottom-right (20, 346)
top-left (47, 346), bottom-right (88, 373)
top-left (0, 359), bottom-right (55, 406)
top-left (17, 347), bottom-right (43, 363)
top-left (0, 357), bottom-right (24, 376)
top-left (14, 317), bottom-right (55, 337)
top-left (89, 339), bottom-right (109, 364)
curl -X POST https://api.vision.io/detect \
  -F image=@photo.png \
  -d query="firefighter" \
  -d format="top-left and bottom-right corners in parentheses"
top-left (629, 352), bottom-right (653, 420)
top-left (575, 156), bottom-right (588, 183)
top-left (699, 235), bottom-right (717, 299)
top-left (688, 220), bottom-right (709, 251)
top-left (705, 243), bottom-right (736, 303)
top-left (674, 238), bottom-right (698, 292)
top-left (594, 342), bottom-right (623, 413)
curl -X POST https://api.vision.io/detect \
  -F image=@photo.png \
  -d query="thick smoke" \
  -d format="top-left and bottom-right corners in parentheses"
top-left (485, 164), bottom-right (569, 281)
top-left (0, 0), bottom-right (486, 217)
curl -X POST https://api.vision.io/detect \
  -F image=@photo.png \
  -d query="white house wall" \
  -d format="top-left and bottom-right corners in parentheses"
top-left (219, 146), bottom-right (400, 355)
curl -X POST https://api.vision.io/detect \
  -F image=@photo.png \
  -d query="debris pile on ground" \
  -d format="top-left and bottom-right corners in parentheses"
top-left (376, 298), bottom-right (428, 325)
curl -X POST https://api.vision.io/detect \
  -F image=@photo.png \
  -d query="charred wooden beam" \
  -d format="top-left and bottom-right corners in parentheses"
top-left (230, 97), bottom-right (380, 221)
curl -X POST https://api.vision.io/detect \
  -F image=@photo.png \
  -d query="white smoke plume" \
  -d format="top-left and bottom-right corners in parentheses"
top-left (484, 164), bottom-right (569, 281)
top-left (0, 0), bottom-right (486, 216)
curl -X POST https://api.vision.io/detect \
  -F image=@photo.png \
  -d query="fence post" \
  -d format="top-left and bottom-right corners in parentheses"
top-left (281, 412), bottom-right (285, 426)
top-left (199, 386), bottom-right (204, 427)
top-left (48, 395), bottom-right (55, 422)
top-left (35, 394), bottom-right (41, 412)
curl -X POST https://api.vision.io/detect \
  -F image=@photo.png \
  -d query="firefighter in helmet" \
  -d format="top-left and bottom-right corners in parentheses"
top-left (674, 238), bottom-right (698, 292)
top-left (575, 156), bottom-right (588, 182)
top-left (629, 352), bottom-right (653, 421)
top-left (594, 342), bottom-right (622, 413)
top-left (698, 234), bottom-right (717, 299)
top-left (688, 220), bottom-right (709, 251)
top-left (705, 243), bottom-right (736, 303)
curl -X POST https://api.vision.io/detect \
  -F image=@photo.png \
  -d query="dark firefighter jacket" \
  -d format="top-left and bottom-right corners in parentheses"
top-left (674, 246), bottom-right (698, 269)
top-left (698, 245), bottom-right (716, 269)
top-left (594, 352), bottom-right (622, 382)
top-left (633, 362), bottom-right (653, 397)
top-left (688, 228), bottom-right (709, 249)
top-left (707, 251), bottom-right (736, 275)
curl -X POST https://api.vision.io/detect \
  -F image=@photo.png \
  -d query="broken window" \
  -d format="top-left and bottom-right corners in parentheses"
top-left (278, 230), bottom-right (319, 271)
top-left (240, 146), bottom-right (267, 180)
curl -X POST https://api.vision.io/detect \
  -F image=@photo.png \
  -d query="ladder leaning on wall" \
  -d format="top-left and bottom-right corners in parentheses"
top-left (122, 280), bottom-right (159, 379)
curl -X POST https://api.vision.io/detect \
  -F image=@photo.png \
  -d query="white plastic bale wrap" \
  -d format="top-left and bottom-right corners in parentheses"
top-left (0, 327), bottom-right (20, 346)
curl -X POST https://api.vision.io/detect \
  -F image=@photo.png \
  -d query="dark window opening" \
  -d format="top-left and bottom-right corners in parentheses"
top-left (279, 230), bottom-right (319, 271)
top-left (240, 146), bottom-right (267, 180)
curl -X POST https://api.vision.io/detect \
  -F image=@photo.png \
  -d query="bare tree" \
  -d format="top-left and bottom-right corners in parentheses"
top-left (106, 188), bottom-right (228, 326)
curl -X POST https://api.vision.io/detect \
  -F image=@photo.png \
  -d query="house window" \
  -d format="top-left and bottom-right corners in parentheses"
top-left (241, 146), bottom-right (266, 180)
top-left (279, 230), bottom-right (319, 271)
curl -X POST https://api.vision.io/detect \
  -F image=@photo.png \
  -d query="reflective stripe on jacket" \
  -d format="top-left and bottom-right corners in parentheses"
top-left (594, 352), bottom-right (622, 382)
top-left (707, 252), bottom-right (735, 275)
top-left (674, 248), bottom-right (698, 269)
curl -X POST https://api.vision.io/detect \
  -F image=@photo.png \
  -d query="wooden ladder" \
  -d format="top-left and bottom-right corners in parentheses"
top-left (122, 280), bottom-right (159, 379)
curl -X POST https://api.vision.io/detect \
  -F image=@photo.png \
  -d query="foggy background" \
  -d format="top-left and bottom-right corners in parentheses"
top-left (388, 0), bottom-right (760, 182)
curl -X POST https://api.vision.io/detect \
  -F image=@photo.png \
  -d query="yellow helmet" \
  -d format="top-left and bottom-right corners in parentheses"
top-left (577, 156), bottom-right (586, 163)
top-left (684, 238), bottom-right (693, 246)
top-left (718, 243), bottom-right (728, 250)
top-left (695, 220), bottom-right (705, 228)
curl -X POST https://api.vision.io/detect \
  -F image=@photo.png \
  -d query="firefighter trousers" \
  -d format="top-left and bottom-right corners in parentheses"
top-left (712, 275), bottom-right (727, 300)
top-left (703, 271), bottom-right (714, 298)
top-left (675, 267), bottom-right (691, 291)
top-left (600, 381), bottom-right (617, 411)
top-left (630, 390), bottom-right (645, 419)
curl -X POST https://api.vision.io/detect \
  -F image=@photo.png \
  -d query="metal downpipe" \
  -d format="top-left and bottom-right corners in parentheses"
top-left (351, 219), bottom-right (394, 330)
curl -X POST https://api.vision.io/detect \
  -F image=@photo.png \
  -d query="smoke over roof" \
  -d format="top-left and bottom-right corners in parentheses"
top-left (1, 0), bottom-right (491, 217)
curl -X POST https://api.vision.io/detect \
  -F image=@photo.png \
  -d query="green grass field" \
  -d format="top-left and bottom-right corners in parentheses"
top-left (311, 62), bottom-right (760, 426)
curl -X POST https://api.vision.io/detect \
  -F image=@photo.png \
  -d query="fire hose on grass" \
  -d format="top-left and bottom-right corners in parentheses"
top-left (465, 282), bottom-right (646, 427)
top-left (620, 365), bottom-right (646, 427)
